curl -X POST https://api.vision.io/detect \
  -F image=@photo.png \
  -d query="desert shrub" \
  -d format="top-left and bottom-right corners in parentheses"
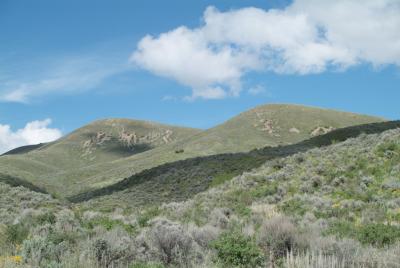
top-left (223, 191), bottom-right (252, 217)
top-left (208, 208), bottom-right (234, 229)
top-left (258, 216), bottom-right (306, 259)
top-left (93, 239), bottom-right (112, 267)
top-left (189, 224), bottom-right (219, 248)
top-left (148, 218), bottom-right (194, 266)
top-left (279, 198), bottom-right (307, 216)
top-left (36, 211), bottom-right (56, 225)
top-left (6, 223), bottom-right (29, 246)
top-left (92, 227), bottom-right (136, 267)
top-left (137, 207), bottom-right (160, 227)
top-left (211, 231), bottom-right (263, 267)
top-left (22, 235), bottom-right (68, 266)
top-left (55, 209), bottom-right (80, 233)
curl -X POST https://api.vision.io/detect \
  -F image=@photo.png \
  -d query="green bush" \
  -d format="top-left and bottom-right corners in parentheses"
top-left (211, 231), bottom-right (263, 267)
top-left (357, 223), bottom-right (400, 247)
top-left (36, 212), bottom-right (56, 225)
top-left (6, 223), bottom-right (29, 245)
top-left (137, 207), bottom-right (160, 227)
top-left (324, 221), bottom-right (355, 239)
top-left (376, 141), bottom-right (400, 158)
top-left (325, 221), bottom-right (400, 247)
top-left (279, 198), bottom-right (307, 216)
top-left (85, 217), bottom-right (135, 233)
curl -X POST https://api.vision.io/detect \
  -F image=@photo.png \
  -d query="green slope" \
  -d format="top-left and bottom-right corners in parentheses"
top-left (62, 104), bottom-right (384, 195)
top-left (0, 104), bottom-right (384, 198)
top-left (73, 120), bottom-right (400, 210)
top-left (0, 119), bottom-right (201, 196)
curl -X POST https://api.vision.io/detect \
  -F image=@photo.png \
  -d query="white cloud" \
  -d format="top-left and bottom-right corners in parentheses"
top-left (132, 0), bottom-right (400, 99)
top-left (132, 27), bottom-right (260, 100)
top-left (0, 119), bottom-right (62, 154)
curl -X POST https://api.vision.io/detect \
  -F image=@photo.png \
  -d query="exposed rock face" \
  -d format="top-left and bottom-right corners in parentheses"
top-left (261, 119), bottom-right (274, 134)
top-left (289, 127), bottom-right (300, 134)
top-left (81, 129), bottom-right (175, 158)
top-left (311, 126), bottom-right (335, 136)
top-left (254, 112), bottom-right (277, 135)
top-left (119, 130), bottom-right (137, 148)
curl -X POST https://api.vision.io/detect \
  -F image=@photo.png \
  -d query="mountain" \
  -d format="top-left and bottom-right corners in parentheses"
top-left (0, 104), bottom-right (384, 198)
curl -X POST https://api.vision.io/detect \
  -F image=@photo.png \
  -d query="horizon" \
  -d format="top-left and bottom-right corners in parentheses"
top-left (1, 0), bottom-right (399, 153)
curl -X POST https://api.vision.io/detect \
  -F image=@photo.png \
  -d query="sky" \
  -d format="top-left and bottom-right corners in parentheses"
top-left (0, 0), bottom-right (399, 153)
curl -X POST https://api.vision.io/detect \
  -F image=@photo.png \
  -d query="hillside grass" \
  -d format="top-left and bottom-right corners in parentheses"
top-left (0, 104), bottom-right (384, 198)
top-left (1, 123), bottom-right (400, 267)
top-left (71, 120), bottom-right (400, 210)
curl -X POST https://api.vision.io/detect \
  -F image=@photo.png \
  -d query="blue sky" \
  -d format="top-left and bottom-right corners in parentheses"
top-left (0, 0), bottom-right (399, 152)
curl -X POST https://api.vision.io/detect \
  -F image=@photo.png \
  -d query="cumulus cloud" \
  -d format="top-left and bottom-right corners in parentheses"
top-left (131, 0), bottom-right (400, 99)
top-left (0, 119), bottom-right (62, 154)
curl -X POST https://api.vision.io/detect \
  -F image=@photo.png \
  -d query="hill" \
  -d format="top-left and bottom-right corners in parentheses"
top-left (73, 120), bottom-right (400, 210)
top-left (0, 119), bottom-right (201, 196)
top-left (0, 104), bottom-right (384, 198)
top-left (1, 121), bottom-right (399, 267)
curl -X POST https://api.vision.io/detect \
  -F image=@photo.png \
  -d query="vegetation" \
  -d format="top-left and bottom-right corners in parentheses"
top-left (0, 104), bottom-right (383, 198)
top-left (1, 105), bottom-right (399, 267)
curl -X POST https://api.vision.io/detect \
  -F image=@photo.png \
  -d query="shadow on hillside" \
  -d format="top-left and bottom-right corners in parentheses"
top-left (0, 173), bottom-right (49, 194)
top-left (2, 143), bottom-right (46, 156)
top-left (68, 120), bottom-right (400, 204)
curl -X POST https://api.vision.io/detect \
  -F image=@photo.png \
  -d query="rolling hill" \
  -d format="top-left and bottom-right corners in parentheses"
top-left (2, 120), bottom-right (400, 268)
top-left (0, 119), bottom-right (200, 196)
top-left (0, 104), bottom-right (385, 198)
top-left (72, 120), bottom-right (400, 211)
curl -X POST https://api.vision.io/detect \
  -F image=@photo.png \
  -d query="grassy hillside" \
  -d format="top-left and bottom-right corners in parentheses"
top-left (169, 104), bottom-right (386, 154)
top-left (1, 121), bottom-right (399, 267)
top-left (73, 120), bottom-right (400, 211)
top-left (0, 119), bottom-right (201, 196)
top-left (0, 104), bottom-right (384, 198)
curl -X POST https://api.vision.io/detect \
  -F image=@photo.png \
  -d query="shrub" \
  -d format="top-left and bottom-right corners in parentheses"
top-left (325, 221), bottom-right (400, 247)
top-left (22, 235), bottom-right (68, 267)
top-left (6, 223), bottom-right (29, 246)
top-left (148, 218), bottom-right (194, 266)
top-left (189, 224), bottom-right (219, 248)
top-left (85, 216), bottom-right (135, 234)
top-left (137, 207), bottom-right (160, 227)
top-left (258, 216), bottom-right (305, 259)
top-left (279, 198), bottom-right (307, 216)
top-left (36, 212), bottom-right (56, 225)
top-left (211, 231), bottom-right (263, 267)
top-left (376, 141), bottom-right (400, 158)
top-left (93, 239), bottom-right (112, 267)
top-left (356, 223), bottom-right (400, 247)
top-left (92, 227), bottom-right (136, 267)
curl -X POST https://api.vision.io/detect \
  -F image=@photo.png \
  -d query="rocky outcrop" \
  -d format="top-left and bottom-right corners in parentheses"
top-left (311, 126), bottom-right (335, 136)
